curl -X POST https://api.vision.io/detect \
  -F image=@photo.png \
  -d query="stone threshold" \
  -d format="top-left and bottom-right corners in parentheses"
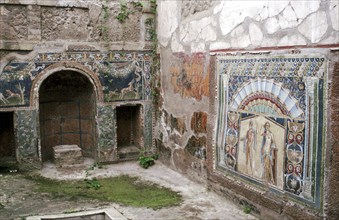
top-left (26, 208), bottom-right (126, 220)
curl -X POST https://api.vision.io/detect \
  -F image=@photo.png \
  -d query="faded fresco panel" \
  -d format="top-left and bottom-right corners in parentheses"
top-left (170, 53), bottom-right (209, 100)
top-left (238, 115), bottom-right (285, 189)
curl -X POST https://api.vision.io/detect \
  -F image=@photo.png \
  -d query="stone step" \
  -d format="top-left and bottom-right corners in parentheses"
top-left (0, 157), bottom-right (17, 172)
top-left (118, 145), bottom-right (140, 160)
top-left (53, 145), bottom-right (84, 168)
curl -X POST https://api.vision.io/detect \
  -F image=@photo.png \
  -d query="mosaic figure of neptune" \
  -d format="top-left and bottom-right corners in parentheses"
top-left (261, 122), bottom-right (277, 185)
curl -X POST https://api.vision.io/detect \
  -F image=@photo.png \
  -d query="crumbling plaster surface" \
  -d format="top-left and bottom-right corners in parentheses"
top-left (158, 0), bottom-right (339, 52)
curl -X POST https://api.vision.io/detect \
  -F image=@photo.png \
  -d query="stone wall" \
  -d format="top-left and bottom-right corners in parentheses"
top-left (0, 0), bottom-right (153, 50)
top-left (327, 51), bottom-right (339, 219)
top-left (156, 0), bottom-right (338, 219)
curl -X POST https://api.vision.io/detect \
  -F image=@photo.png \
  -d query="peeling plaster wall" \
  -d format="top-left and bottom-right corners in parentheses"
top-left (157, 0), bottom-right (339, 219)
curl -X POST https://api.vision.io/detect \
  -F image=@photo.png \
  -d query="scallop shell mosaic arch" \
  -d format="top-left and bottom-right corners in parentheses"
top-left (216, 54), bottom-right (326, 207)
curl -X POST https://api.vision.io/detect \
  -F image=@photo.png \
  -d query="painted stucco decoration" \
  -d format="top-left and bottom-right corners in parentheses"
top-left (216, 54), bottom-right (326, 206)
top-left (0, 51), bottom-right (152, 107)
top-left (170, 53), bottom-right (209, 101)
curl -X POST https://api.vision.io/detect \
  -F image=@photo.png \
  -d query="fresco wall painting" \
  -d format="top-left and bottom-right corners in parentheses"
top-left (170, 53), bottom-right (209, 100)
top-left (216, 55), bottom-right (326, 206)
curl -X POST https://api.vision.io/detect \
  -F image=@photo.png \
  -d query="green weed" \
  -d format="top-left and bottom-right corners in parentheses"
top-left (243, 205), bottom-right (252, 214)
top-left (25, 174), bottom-right (182, 209)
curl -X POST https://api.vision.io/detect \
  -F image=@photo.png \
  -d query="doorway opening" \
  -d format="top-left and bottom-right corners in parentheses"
top-left (39, 70), bottom-right (96, 161)
top-left (0, 112), bottom-right (16, 170)
top-left (116, 104), bottom-right (143, 159)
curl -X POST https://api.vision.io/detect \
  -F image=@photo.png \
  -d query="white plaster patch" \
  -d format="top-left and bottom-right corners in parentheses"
top-left (278, 13), bottom-right (300, 30)
top-left (265, 17), bottom-right (280, 34)
top-left (157, 1), bottom-right (179, 47)
top-left (200, 25), bottom-right (217, 42)
top-left (181, 17), bottom-right (214, 43)
top-left (320, 32), bottom-right (339, 44)
top-left (291, 0), bottom-right (320, 20)
top-left (211, 16), bottom-right (217, 27)
top-left (261, 37), bottom-right (278, 47)
top-left (298, 11), bottom-right (328, 43)
top-left (171, 34), bottom-right (184, 53)
top-left (278, 15), bottom-right (289, 30)
top-left (182, 21), bottom-right (199, 43)
top-left (213, 1), bottom-right (225, 14)
top-left (277, 34), bottom-right (307, 46)
top-left (329, 3), bottom-right (339, 31)
top-left (249, 23), bottom-right (263, 46)
top-left (282, 5), bottom-right (298, 22)
top-left (197, 16), bottom-right (212, 28)
top-left (209, 42), bottom-right (231, 51)
top-left (267, 1), bottom-right (289, 17)
top-left (219, 1), bottom-right (266, 35)
top-left (230, 25), bottom-right (250, 48)
top-left (257, 5), bottom-right (269, 21)
top-left (191, 42), bottom-right (205, 53)
top-left (179, 23), bottom-right (189, 42)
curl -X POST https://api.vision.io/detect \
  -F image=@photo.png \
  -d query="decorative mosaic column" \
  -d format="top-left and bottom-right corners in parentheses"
top-left (97, 105), bottom-right (116, 162)
top-left (15, 110), bottom-right (41, 170)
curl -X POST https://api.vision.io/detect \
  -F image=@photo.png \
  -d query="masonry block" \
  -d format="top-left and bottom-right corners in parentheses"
top-left (53, 145), bottom-right (84, 168)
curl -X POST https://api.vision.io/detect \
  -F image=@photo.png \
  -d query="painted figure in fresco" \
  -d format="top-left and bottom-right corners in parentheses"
top-left (243, 119), bottom-right (257, 172)
top-left (261, 122), bottom-right (277, 185)
top-left (0, 92), bottom-right (9, 104)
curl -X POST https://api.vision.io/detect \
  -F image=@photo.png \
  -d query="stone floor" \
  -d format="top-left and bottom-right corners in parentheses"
top-left (0, 159), bottom-right (257, 220)
top-left (39, 159), bottom-right (257, 220)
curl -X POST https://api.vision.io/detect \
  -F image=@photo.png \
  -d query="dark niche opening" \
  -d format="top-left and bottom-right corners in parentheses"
top-left (0, 112), bottom-right (16, 169)
top-left (39, 70), bottom-right (96, 161)
top-left (116, 104), bottom-right (143, 159)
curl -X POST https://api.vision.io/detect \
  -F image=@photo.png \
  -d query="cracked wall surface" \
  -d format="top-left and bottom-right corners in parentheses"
top-left (158, 0), bottom-right (338, 52)
top-left (156, 0), bottom-right (338, 219)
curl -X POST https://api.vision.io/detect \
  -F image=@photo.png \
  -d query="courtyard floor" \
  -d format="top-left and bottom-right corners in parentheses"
top-left (0, 160), bottom-right (257, 220)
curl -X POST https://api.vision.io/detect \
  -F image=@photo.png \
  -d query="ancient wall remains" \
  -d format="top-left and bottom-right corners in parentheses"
top-left (156, 0), bottom-right (338, 219)
top-left (0, 0), bottom-right (155, 169)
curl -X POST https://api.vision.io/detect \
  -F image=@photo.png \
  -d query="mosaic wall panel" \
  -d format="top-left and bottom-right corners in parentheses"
top-left (216, 55), bottom-right (326, 206)
top-left (15, 110), bottom-right (38, 158)
top-left (97, 105), bottom-right (116, 162)
top-left (143, 103), bottom-right (153, 149)
top-left (0, 51), bottom-right (152, 107)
